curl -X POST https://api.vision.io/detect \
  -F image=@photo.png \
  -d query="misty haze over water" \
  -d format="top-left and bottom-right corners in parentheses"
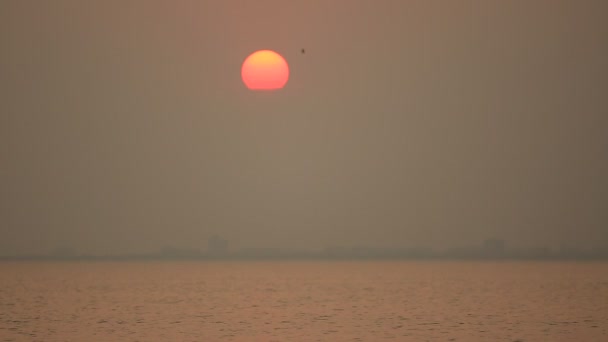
top-left (1, 1), bottom-right (607, 341)
top-left (2, 0), bottom-right (607, 257)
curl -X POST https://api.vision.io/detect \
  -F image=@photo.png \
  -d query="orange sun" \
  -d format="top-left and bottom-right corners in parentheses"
top-left (241, 50), bottom-right (289, 90)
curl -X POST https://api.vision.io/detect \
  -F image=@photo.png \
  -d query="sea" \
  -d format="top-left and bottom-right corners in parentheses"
top-left (1, 261), bottom-right (606, 341)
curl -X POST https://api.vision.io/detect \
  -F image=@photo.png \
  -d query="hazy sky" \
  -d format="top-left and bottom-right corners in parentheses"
top-left (1, 0), bottom-right (607, 255)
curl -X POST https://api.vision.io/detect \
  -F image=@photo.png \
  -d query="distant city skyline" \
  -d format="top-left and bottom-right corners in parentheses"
top-left (2, 235), bottom-right (607, 262)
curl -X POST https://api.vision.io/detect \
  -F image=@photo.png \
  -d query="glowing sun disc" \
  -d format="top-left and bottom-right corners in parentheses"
top-left (241, 50), bottom-right (289, 90)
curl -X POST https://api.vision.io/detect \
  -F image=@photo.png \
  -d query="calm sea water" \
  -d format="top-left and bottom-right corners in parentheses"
top-left (0, 261), bottom-right (606, 341)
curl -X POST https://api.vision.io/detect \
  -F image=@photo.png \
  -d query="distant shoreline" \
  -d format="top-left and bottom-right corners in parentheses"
top-left (1, 254), bottom-right (607, 262)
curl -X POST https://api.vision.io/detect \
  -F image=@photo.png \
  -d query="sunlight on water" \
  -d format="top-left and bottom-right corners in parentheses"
top-left (1, 261), bottom-right (607, 341)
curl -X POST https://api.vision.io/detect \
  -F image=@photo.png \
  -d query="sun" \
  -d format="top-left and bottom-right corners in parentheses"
top-left (241, 50), bottom-right (289, 90)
